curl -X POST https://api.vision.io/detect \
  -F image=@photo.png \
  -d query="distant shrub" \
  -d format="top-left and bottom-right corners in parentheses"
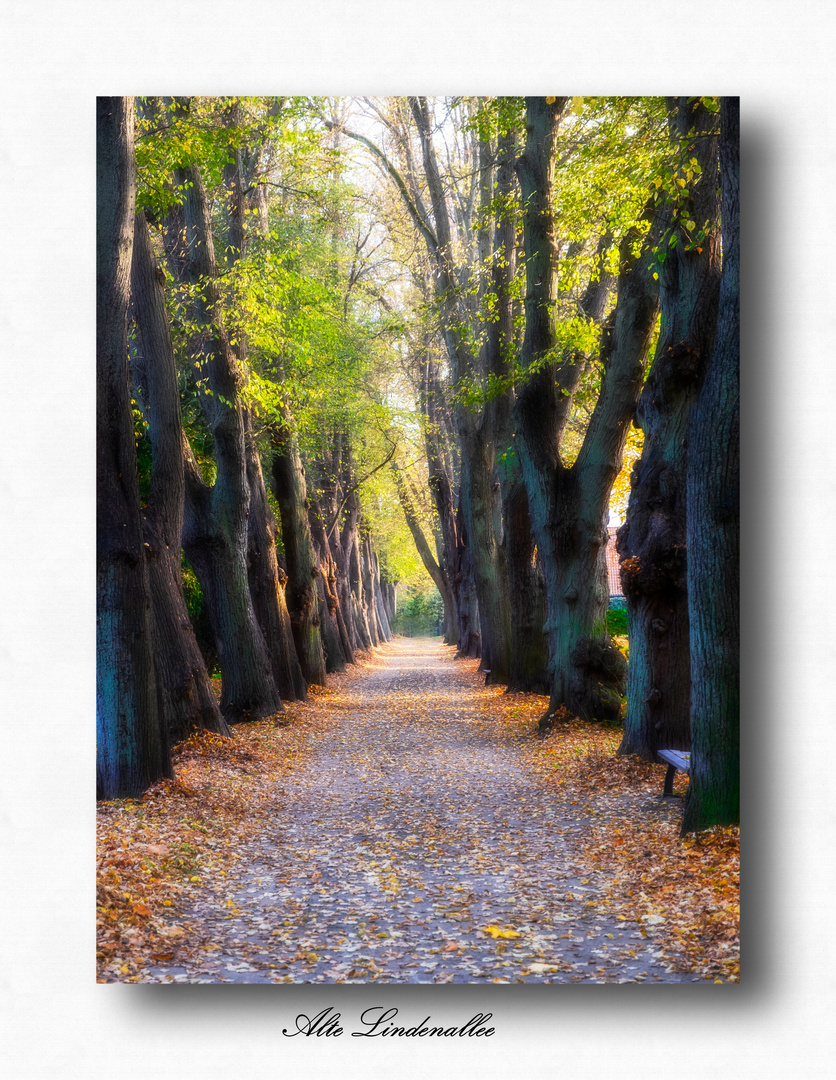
top-left (182, 557), bottom-right (220, 675)
top-left (394, 589), bottom-right (443, 637)
top-left (606, 606), bottom-right (628, 637)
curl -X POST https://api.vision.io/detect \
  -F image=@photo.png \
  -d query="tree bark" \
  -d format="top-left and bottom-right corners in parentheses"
top-left (500, 448), bottom-right (550, 693)
top-left (335, 447), bottom-right (369, 654)
top-left (244, 410), bottom-right (307, 701)
top-left (175, 158), bottom-right (282, 722)
top-left (393, 464), bottom-right (456, 636)
top-left (130, 210), bottom-right (230, 741)
top-left (220, 122), bottom-right (307, 703)
top-left (271, 414), bottom-right (327, 686)
top-left (308, 494), bottom-right (349, 671)
top-left (369, 537), bottom-right (393, 641)
top-left (419, 347), bottom-right (464, 646)
top-left (97, 96), bottom-right (172, 798)
top-left (455, 505), bottom-right (481, 658)
top-left (617, 98), bottom-right (721, 759)
top-left (515, 97), bottom-right (662, 725)
top-left (310, 438), bottom-right (356, 663)
top-left (410, 96), bottom-right (512, 682)
top-left (361, 529), bottom-right (383, 646)
top-left (682, 97), bottom-right (739, 832)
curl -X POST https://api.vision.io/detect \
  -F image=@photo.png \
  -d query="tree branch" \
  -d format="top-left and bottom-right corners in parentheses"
top-left (324, 440), bottom-right (399, 541)
top-left (322, 119), bottom-right (439, 253)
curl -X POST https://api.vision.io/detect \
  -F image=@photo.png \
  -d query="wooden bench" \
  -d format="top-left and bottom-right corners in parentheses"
top-left (657, 749), bottom-right (691, 796)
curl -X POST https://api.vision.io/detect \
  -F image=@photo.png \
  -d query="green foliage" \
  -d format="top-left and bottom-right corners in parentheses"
top-left (606, 607), bottom-right (628, 637)
top-left (181, 558), bottom-right (219, 676)
top-left (135, 96), bottom-right (324, 217)
top-left (132, 95), bottom-right (683, 640)
top-left (393, 588), bottom-right (443, 637)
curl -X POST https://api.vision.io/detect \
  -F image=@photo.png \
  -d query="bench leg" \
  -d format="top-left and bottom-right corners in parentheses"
top-left (663, 764), bottom-right (676, 796)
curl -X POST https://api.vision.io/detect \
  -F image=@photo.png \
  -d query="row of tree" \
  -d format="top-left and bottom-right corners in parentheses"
top-left (340, 96), bottom-right (738, 832)
top-left (97, 96), bottom-right (409, 800)
top-left (97, 95), bottom-right (738, 834)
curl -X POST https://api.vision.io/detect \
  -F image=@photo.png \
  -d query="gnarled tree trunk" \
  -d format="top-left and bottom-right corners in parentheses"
top-left (130, 210), bottom-right (229, 741)
top-left (617, 98), bottom-right (721, 759)
top-left (245, 411), bottom-right (307, 702)
top-left (271, 413), bottom-right (327, 686)
top-left (500, 449), bottom-right (550, 693)
top-left (97, 96), bottom-right (172, 798)
top-left (308, 495), bottom-right (348, 672)
top-left (220, 122), bottom-right (307, 703)
top-left (515, 97), bottom-right (662, 725)
top-left (682, 97), bottom-right (739, 832)
top-left (175, 158), bottom-right (282, 722)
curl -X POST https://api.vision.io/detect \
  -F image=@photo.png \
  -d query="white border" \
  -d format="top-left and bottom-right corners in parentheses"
top-left (1, 2), bottom-right (834, 1077)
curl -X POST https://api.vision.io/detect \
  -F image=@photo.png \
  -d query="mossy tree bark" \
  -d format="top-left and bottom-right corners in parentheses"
top-left (514, 97), bottom-right (662, 725)
top-left (220, 122), bottom-right (307, 703)
top-left (617, 98), bottom-right (721, 759)
top-left (682, 97), bottom-right (739, 832)
top-left (174, 155), bottom-right (282, 722)
top-left (244, 411), bottom-right (307, 702)
top-left (130, 210), bottom-right (230, 741)
top-left (97, 96), bottom-right (173, 798)
top-left (271, 412), bottom-right (327, 687)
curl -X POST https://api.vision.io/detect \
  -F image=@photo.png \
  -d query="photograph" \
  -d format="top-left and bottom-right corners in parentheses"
top-left (96, 94), bottom-right (739, 987)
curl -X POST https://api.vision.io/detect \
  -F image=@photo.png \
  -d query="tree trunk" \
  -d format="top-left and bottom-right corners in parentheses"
top-left (500, 448), bottom-right (550, 693)
top-left (617, 98), bottom-right (721, 759)
top-left (245, 411), bottom-right (307, 701)
top-left (348, 526), bottom-right (373, 650)
top-left (308, 496), bottom-right (349, 671)
top-left (381, 578), bottom-right (397, 628)
top-left (682, 97), bottom-right (739, 832)
top-left (271, 415), bottom-right (327, 686)
top-left (176, 158), bottom-right (282, 722)
top-left (455, 505), bottom-right (481, 658)
top-left (335, 448), bottom-right (370, 654)
top-left (410, 96), bottom-right (512, 681)
top-left (130, 210), bottom-right (230, 741)
top-left (221, 124), bottom-right (306, 703)
top-left (515, 97), bottom-right (661, 725)
top-left (419, 348), bottom-right (462, 646)
top-left (310, 437), bottom-right (356, 663)
top-left (369, 540), bottom-right (392, 641)
top-left (393, 464), bottom-right (456, 637)
top-left (361, 530), bottom-right (383, 646)
top-left (97, 96), bottom-right (172, 798)
top-left (459, 429), bottom-right (511, 681)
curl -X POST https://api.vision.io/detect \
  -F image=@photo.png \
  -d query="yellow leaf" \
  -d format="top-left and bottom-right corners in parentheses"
top-left (483, 924), bottom-right (522, 939)
top-left (546, 96), bottom-right (556, 104)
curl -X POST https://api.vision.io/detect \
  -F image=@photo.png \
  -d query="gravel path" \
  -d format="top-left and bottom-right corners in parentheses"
top-left (141, 637), bottom-right (700, 983)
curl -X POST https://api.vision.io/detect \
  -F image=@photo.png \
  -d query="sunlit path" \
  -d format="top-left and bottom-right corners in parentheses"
top-left (140, 638), bottom-right (700, 983)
